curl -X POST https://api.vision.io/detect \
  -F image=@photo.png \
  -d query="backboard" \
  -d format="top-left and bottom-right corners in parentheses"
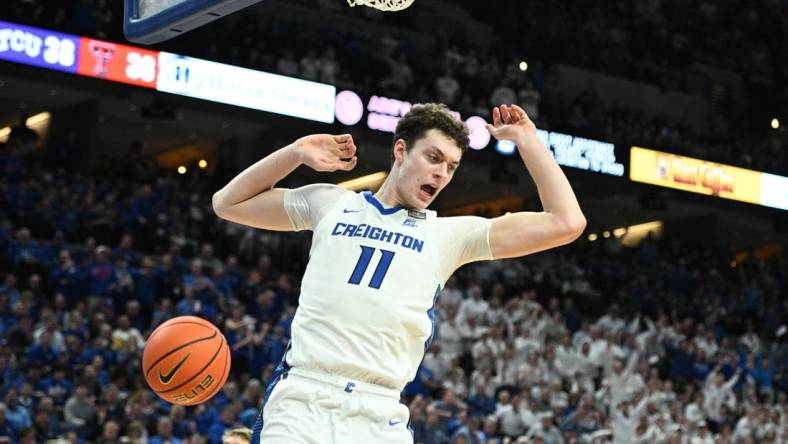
top-left (124, 0), bottom-right (263, 45)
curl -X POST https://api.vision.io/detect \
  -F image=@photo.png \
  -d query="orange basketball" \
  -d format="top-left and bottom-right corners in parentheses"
top-left (142, 316), bottom-right (231, 406)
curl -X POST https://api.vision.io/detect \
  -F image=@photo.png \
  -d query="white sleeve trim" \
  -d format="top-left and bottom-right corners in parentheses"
top-left (283, 184), bottom-right (347, 231)
top-left (433, 216), bottom-right (493, 283)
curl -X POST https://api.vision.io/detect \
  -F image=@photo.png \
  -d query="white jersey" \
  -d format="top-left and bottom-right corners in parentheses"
top-left (282, 184), bottom-right (492, 390)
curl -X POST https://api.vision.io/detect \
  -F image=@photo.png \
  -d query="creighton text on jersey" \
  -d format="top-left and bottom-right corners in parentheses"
top-left (331, 222), bottom-right (425, 253)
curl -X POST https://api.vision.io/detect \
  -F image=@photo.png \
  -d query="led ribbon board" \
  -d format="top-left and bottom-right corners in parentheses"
top-left (630, 146), bottom-right (788, 211)
top-left (0, 20), bottom-right (80, 74)
top-left (156, 52), bottom-right (336, 123)
top-left (0, 20), bottom-right (335, 123)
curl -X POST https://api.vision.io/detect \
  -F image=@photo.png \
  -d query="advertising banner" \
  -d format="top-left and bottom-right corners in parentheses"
top-left (157, 52), bottom-right (336, 123)
top-left (630, 146), bottom-right (763, 205)
top-left (761, 173), bottom-right (788, 211)
top-left (537, 129), bottom-right (625, 177)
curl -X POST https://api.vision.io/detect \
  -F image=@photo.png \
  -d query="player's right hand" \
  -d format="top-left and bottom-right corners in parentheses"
top-left (295, 134), bottom-right (358, 172)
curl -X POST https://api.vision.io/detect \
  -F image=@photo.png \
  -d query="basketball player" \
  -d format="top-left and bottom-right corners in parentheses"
top-left (212, 104), bottom-right (586, 443)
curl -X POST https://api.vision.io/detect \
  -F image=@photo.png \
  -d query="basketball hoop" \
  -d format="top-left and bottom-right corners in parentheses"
top-left (347, 0), bottom-right (415, 11)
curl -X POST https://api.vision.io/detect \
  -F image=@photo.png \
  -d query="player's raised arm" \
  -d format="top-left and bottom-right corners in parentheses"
top-left (212, 134), bottom-right (357, 230)
top-left (485, 105), bottom-right (586, 259)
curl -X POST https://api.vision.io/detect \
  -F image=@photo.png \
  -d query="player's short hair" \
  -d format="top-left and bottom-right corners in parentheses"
top-left (392, 103), bottom-right (470, 163)
top-left (222, 427), bottom-right (252, 444)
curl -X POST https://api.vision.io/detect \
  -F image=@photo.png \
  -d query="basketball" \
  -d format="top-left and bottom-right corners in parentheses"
top-left (142, 316), bottom-right (231, 406)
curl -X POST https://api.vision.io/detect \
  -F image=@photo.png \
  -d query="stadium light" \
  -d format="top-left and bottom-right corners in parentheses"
top-left (337, 172), bottom-right (387, 191)
top-left (620, 220), bottom-right (663, 247)
top-left (0, 112), bottom-right (52, 143)
top-left (627, 221), bottom-right (662, 234)
top-left (27, 112), bottom-right (51, 126)
top-left (589, 221), bottom-right (663, 248)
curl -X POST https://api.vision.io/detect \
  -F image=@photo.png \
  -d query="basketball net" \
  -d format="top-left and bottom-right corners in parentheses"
top-left (347, 0), bottom-right (415, 11)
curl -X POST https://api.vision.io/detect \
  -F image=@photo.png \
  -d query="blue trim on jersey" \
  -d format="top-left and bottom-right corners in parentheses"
top-left (402, 285), bottom-right (441, 441)
top-left (251, 342), bottom-right (292, 444)
top-left (423, 285), bottom-right (441, 353)
top-left (363, 191), bottom-right (404, 215)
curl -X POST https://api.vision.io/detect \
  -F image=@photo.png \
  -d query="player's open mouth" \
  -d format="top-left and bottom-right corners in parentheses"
top-left (420, 184), bottom-right (437, 197)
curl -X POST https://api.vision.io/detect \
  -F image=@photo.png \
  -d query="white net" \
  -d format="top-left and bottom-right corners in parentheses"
top-left (347, 0), bottom-right (415, 11)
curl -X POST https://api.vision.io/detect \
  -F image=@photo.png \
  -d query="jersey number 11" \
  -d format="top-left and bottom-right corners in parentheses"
top-left (348, 245), bottom-right (395, 289)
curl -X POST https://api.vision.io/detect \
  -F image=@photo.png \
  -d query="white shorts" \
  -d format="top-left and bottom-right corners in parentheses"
top-left (253, 367), bottom-right (413, 444)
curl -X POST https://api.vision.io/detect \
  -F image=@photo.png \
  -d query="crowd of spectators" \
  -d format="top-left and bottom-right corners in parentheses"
top-left (0, 134), bottom-right (786, 444)
top-left (0, 3), bottom-right (786, 441)
top-left (1, 0), bottom-right (786, 175)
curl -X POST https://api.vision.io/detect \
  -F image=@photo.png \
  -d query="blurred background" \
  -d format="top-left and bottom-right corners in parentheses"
top-left (0, 1), bottom-right (785, 443)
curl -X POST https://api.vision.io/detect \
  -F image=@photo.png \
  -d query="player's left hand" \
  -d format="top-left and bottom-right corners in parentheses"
top-left (485, 104), bottom-right (536, 142)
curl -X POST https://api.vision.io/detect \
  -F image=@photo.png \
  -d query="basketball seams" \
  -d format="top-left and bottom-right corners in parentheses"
top-left (143, 330), bottom-right (218, 376)
top-left (199, 340), bottom-right (232, 402)
top-left (156, 335), bottom-right (226, 394)
top-left (145, 320), bottom-right (216, 344)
